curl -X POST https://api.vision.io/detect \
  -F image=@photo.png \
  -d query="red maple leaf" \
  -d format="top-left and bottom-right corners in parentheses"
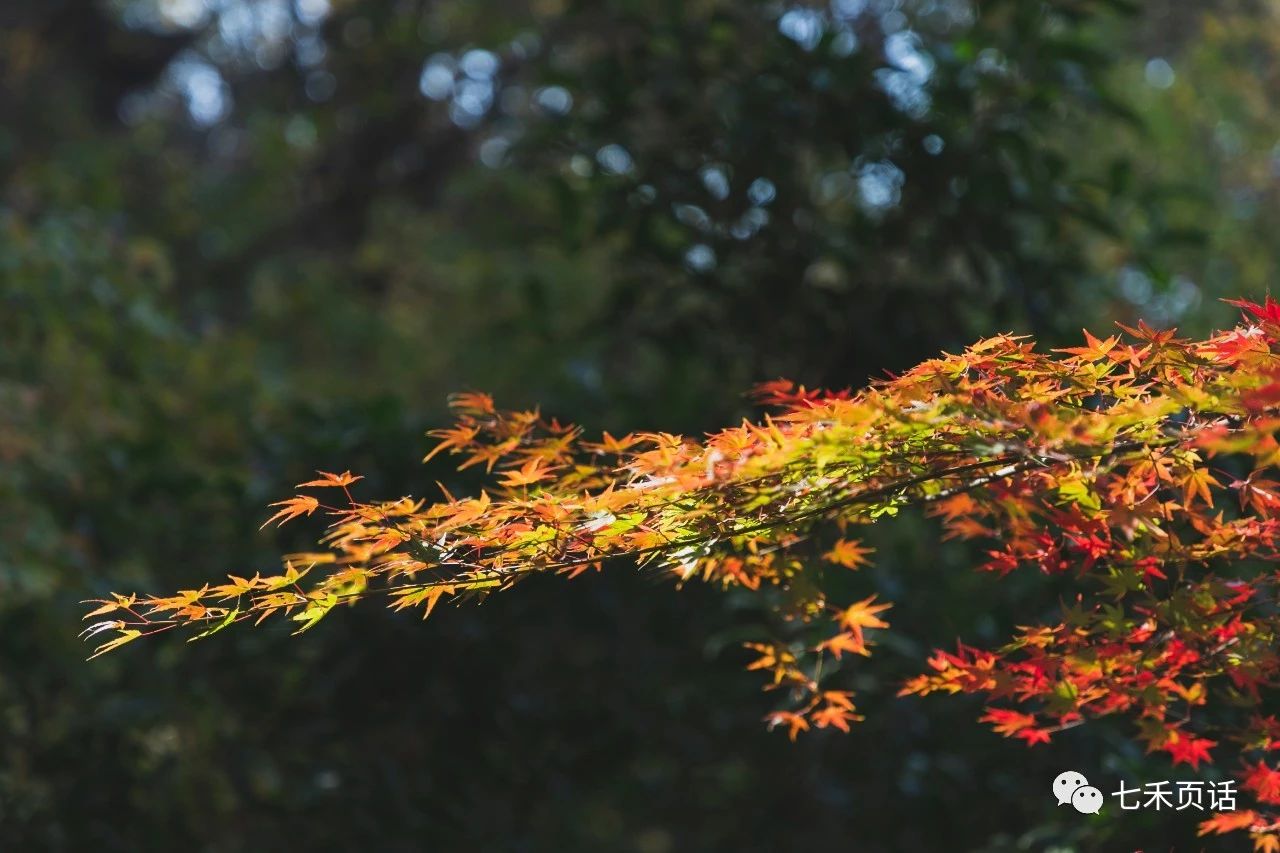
top-left (1164, 734), bottom-right (1216, 770)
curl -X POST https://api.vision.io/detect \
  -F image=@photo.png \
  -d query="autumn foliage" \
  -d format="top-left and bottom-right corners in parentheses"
top-left (86, 298), bottom-right (1280, 846)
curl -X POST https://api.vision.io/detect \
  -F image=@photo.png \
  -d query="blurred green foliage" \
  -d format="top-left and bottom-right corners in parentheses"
top-left (2, 0), bottom-right (1277, 848)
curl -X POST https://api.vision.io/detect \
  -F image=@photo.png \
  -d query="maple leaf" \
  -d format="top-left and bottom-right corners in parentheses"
top-left (943, 517), bottom-right (995, 540)
top-left (822, 538), bottom-right (874, 570)
top-left (260, 495), bottom-right (320, 528)
top-left (448, 391), bottom-right (496, 414)
top-left (1199, 810), bottom-right (1260, 836)
top-left (980, 548), bottom-right (1020, 576)
top-left (296, 470), bottom-right (364, 489)
top-left (190, 607), bottom-right (241, 640)
top-left (1016, 727), bottom-right (1052, 746)
top-left (1116, 319), bottom-right (1179, 351)
top-left (932, 492), bottom-right (981, 523)
top-left (581, 430), bottom-right (642, 455)
top-left (1181, 467), bottom-right (1220, 509)
top-left (1237, 477), bottom-right (1280, 516)
top-left (1163, 734), bottom-right (1216, 770)
top-left (1244, 761), bottom-right (1280, 805)
top-left (81, 593), bottom-right (138, 619)
top-left (1204, 326), bottom-right (1270, 363)
top-left (816, 632), bottom-right (869, 659)
top-left (209, 574), bottom-right (258, 600)
top-left (390, 584), bottom-right (457, 619)
top-left (496, 458), bottom-right (558, 488)
top-left (1056, 329), bottom-right (1119, 361)
top-left (812, 704), bottom-right (861, 732)
top-left (764, 711), bottom-right (810, 741)
top-left (821, 690), bottom-right (856, 710)
top-left (1255, 833), bottom-right (1280, 853)
top-left (291, 594), bottom-right (338, 633)
top-left (1135, 557), bottom-right (1167, 584)
top-left (968, 333), bottom-right (1029, 354)
top-left (421, 422), bottom-right (481, 463)
top-left (86, 627), bottom-right (143, 660)
top-left (835, 595), bottom-right (892, 646)
top-left (744, 642), bottom-right (796, 674)
top-left (1228, 295), bottom-right (1280, 325)
top-left (751, 379), bottom-right (834, 408)
top-left (980, 708), bottom-right (1049, 744)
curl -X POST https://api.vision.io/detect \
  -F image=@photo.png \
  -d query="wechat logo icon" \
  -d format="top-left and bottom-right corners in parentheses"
top-left (1054, 770), bottom-right (1103, 815)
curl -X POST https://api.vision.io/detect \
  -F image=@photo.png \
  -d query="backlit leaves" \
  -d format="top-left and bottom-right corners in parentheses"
top-left (295, 470), bottom-right (364, 489)
top-left (84, 627), bottom-right (143, 660)
top-left (259, 495), bottom-right (320, 529)
top-left (86, 298), bottom-right (1280, 843)
top-left (835, 596), bottom-right (892, 647)
top-left (822, 538), bottom-right (873, 570)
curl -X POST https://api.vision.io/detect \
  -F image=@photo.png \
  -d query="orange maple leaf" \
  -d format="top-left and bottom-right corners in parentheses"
top-left (296, 470), bottom-right (364, 489)
top-left (581, 430), bottom-right (642, 455)
top-left (1198, 810), bottom-right (1260, 836)
top-left (822, 538), bottom-right (874, 570)
top-left (836, 595), bottom-right (892, 645)
top-left (816, 631), bottom-right (869, 659)
top-left (260, 495), bottom-right (321, 529)
top-left (497, 458), bottom-right (558, 488)
top-left (979, 708), bottom-right (1049, 745)
top-left (1181, 467), bottom-right (1220, 509)
top-left (812, 704), bottom-right (858, 732)
top-left (422, 423), bottom-right (481, 463)
top-left (764, 711), bottom-right (810, 741)
top-left (1056, 329), bottom-right (1119, 361)
top-left (448, 391), bottom-right (496, 414)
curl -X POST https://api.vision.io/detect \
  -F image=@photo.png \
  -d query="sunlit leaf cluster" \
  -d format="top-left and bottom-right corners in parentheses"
top-left (88, 298), bottom-right (1280, 846)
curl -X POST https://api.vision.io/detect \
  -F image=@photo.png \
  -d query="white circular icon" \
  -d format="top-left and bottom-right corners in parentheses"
top-left (1071, 785), bottom-right (1104, 815)
top-left (1052, 770), bottom-right (1089, 806)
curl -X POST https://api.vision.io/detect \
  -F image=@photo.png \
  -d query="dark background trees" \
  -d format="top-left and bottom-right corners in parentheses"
top-left (3, 0), bottom-right (1277, 848)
